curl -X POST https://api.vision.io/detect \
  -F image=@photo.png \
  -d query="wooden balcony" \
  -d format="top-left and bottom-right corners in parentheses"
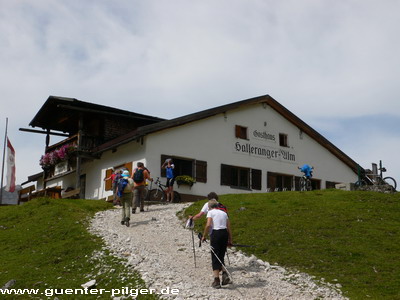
top-left (42, 134), bottom-right (103, 181)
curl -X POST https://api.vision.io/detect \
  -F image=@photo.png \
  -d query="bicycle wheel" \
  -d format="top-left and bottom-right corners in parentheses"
top-left (306, 179), bottom-right (312, 191)
top-left (149, 189), bottom-right (166, 202)
top-left (172, 191), bottom-right (181, 203)
top-left (383, 177), bottom-right (397, 191)
top-left (354, 180), bottom-right (367, 189)
top-left (299, 177), bottom-right (306, 191)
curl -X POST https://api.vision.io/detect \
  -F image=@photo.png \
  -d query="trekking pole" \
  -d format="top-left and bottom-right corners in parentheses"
top-left (146, 180), bottom-right (153, 211)
top-left (226, 249), bottom-right (231, 266)
top-left (186, 218), bottom-right (196, 268)
top-left (198, 233), bottom-right (233, 282)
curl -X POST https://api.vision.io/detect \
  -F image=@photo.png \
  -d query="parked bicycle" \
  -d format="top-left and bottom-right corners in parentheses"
top-left (354, 160), bottom-right (397, 192)
top-left (298, 164), bottom-right (314, 191)
top-left (148, 177), bottom-right (181, 203)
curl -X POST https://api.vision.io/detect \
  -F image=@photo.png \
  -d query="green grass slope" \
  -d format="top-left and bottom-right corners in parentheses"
top-left (184, 190), bottom-right (400, 299)
top-left (0, 198), bottom-right (157, 299)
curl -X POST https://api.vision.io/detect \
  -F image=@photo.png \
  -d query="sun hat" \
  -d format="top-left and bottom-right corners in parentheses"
top-left (122, 170), bottom-right (130, 177)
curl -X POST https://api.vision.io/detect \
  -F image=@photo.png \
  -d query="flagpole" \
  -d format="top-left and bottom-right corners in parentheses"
top-left (0, 117), bottom-right (8, 204)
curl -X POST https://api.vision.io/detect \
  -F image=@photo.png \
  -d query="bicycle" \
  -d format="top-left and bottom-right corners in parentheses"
top-left (298, 165), bottom-right (314, 191)
top-left (148, 177), bottom-right (181, 203)
top-left (354, 160), bottom-right (397, 192)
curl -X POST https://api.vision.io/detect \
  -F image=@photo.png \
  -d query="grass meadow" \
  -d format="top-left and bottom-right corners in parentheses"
top-left (1, 190), bottom-right (399, 299)
top-left (184, 190), bottom-right (400, 299)
top-left (0, 198), bottom-right (158, 299)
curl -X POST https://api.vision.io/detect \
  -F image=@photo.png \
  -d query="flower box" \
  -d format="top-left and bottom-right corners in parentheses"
top-left (176, 175), bottom-right (195, 187)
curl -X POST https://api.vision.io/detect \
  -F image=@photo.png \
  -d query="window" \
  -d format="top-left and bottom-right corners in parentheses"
top-left (268, 172), bottom-right (294, 191)
top-left (221, 164), bottom-right (261, 190)
top-left (161, 155), bottom-right (207, 183)
top-left (235, 125), bottom-right (248, 139)
top-left (279, 133), bottom-right (288, 147)
top-left (326, 181), bottom-right (338, 189)
top-left (251, 169), bottom-right (262, 190)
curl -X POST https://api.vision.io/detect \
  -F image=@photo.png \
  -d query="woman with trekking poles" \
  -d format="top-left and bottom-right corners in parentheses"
top-left (201, 199), bottom-right (233, 289)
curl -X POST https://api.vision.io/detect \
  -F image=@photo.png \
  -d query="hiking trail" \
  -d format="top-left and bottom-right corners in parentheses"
top-left (89, 203), bottom-right (346, 300)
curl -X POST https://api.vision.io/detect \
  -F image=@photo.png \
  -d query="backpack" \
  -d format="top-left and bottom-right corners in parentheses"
top-left (133, 168), bottom-right (144, 183)
top-left (117, 178), bottom-right (129, 197)
top-left (216, 202), bottom-right (228, 214)
top-left (113, 173), bottom-right (121, 184)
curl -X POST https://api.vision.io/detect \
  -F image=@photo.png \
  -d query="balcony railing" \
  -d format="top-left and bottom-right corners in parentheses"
top-left (41, 134), bottom-right (103, 180)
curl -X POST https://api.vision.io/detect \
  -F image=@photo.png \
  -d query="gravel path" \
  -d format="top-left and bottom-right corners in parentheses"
top-left (89, 203), bottom-right (347, 300)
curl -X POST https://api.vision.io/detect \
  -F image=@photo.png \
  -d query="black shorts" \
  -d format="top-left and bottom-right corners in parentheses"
top-left (166, 177), bottom-right (175, 187)
top-left (210, 229), bottom-right (228, 271)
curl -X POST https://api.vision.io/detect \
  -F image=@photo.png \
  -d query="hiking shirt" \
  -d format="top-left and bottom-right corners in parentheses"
top-left (206, 209), bottom-right (228, 230)
top-left (166, 164), bottom-right (175, 179)
top-left (133, 168), bottom-right (151, 187)
top-left (200, 202), bottom-right (209, 215)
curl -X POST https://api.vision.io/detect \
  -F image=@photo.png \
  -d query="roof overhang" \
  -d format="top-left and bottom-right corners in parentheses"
top-left (92, 94), bottom-right (362, 175)
top-left (29, 95), bottom-right (164, 134)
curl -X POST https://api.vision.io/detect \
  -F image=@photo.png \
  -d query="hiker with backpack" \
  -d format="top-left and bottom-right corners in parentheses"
top-left (104, 169), bottom-right (122, 205)
top-left (189, 192), bottom-right (227, 221)
top-left (201, 199), bottom-right (233, 288)
top-left (132, 162), bottom-right (152, 213)
top-left (118, 170), bottom-right (134, 227)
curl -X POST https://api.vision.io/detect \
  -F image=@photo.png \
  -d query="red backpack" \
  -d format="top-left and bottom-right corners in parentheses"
top-left (215, 202), bottom-right (228, 214)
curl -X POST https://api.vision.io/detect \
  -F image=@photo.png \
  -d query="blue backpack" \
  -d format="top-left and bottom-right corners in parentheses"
top-left (117, 178), bottom-right (129, 197)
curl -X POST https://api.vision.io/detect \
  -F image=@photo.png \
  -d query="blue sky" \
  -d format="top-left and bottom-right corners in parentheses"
top-left (1, 0), bottom-right (399, 186)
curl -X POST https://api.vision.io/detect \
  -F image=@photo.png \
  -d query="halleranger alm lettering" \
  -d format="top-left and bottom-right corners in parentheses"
top-left (235, 141), bottom-right (296, 162)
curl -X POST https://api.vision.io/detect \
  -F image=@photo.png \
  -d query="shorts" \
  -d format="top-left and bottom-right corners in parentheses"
top-left (166, 177), bottom-right (175, 187)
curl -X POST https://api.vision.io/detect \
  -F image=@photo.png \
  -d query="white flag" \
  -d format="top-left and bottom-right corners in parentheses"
top-left (5, 138), bottom-right (16, 192)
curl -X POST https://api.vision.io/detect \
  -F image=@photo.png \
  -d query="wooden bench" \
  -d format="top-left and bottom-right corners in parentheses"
top-left (62, 188), bottom-right (81, 199)
top-left (18, 185), bottom-right (36, 204)
top-left (31, 186), bottom-right (63, 199)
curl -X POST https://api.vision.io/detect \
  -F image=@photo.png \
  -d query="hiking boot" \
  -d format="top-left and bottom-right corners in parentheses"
top-left (221, 272), bottom-right (232, 285)
top-left (121, 220), bottom-right (125, 225)
top-left (211, 277), bottom-right (221, 289)
top-left (140, 209), bottom-right (145, 212)
top-left (125, 218), bottom-right (130, 227)
top-left (132, 208), bottom-right (136, 214)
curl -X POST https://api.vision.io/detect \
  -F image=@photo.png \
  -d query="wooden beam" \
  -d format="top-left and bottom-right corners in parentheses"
top-left (56, 104), bottom-right (162, 121)
top-left (19, 128), bottom-right (69, 137)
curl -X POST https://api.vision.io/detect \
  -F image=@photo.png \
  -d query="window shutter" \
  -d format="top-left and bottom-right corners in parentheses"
top-left (221, 164), bottom-right (230, 186)
top-left (105, 168), bottom-right (113, 191)
top-left (195, 160), bottom-right (207, 183)
top-left (251, 169), bottom-right (262, 190)
top-left (124, 162), bottom-right (133, 176)
top-left (235, 125), bottom-right (241, 138)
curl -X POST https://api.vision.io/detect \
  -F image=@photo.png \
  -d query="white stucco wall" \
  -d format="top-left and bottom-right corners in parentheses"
top-left (50, 102), bottom-right (358, 200)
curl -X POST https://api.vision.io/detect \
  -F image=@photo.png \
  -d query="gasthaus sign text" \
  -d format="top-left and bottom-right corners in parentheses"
top-left (234, 141), bottom-right (296, 162)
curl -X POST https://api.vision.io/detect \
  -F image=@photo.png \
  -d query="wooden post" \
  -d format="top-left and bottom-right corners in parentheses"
top-left (76, 114), bottom-right (83, 193)
top-left (45, 129), bottom-right (50, 150)
top-left (0, 118), bottom-right (8, 205)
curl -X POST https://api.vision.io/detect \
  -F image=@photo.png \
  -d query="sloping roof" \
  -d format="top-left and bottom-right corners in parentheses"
top-left (29, 96), bottom-right (165, 133)
top-left (93, 94), bottom-right (361, 174)
top-left (21, 172), bottom-right (43, 186)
